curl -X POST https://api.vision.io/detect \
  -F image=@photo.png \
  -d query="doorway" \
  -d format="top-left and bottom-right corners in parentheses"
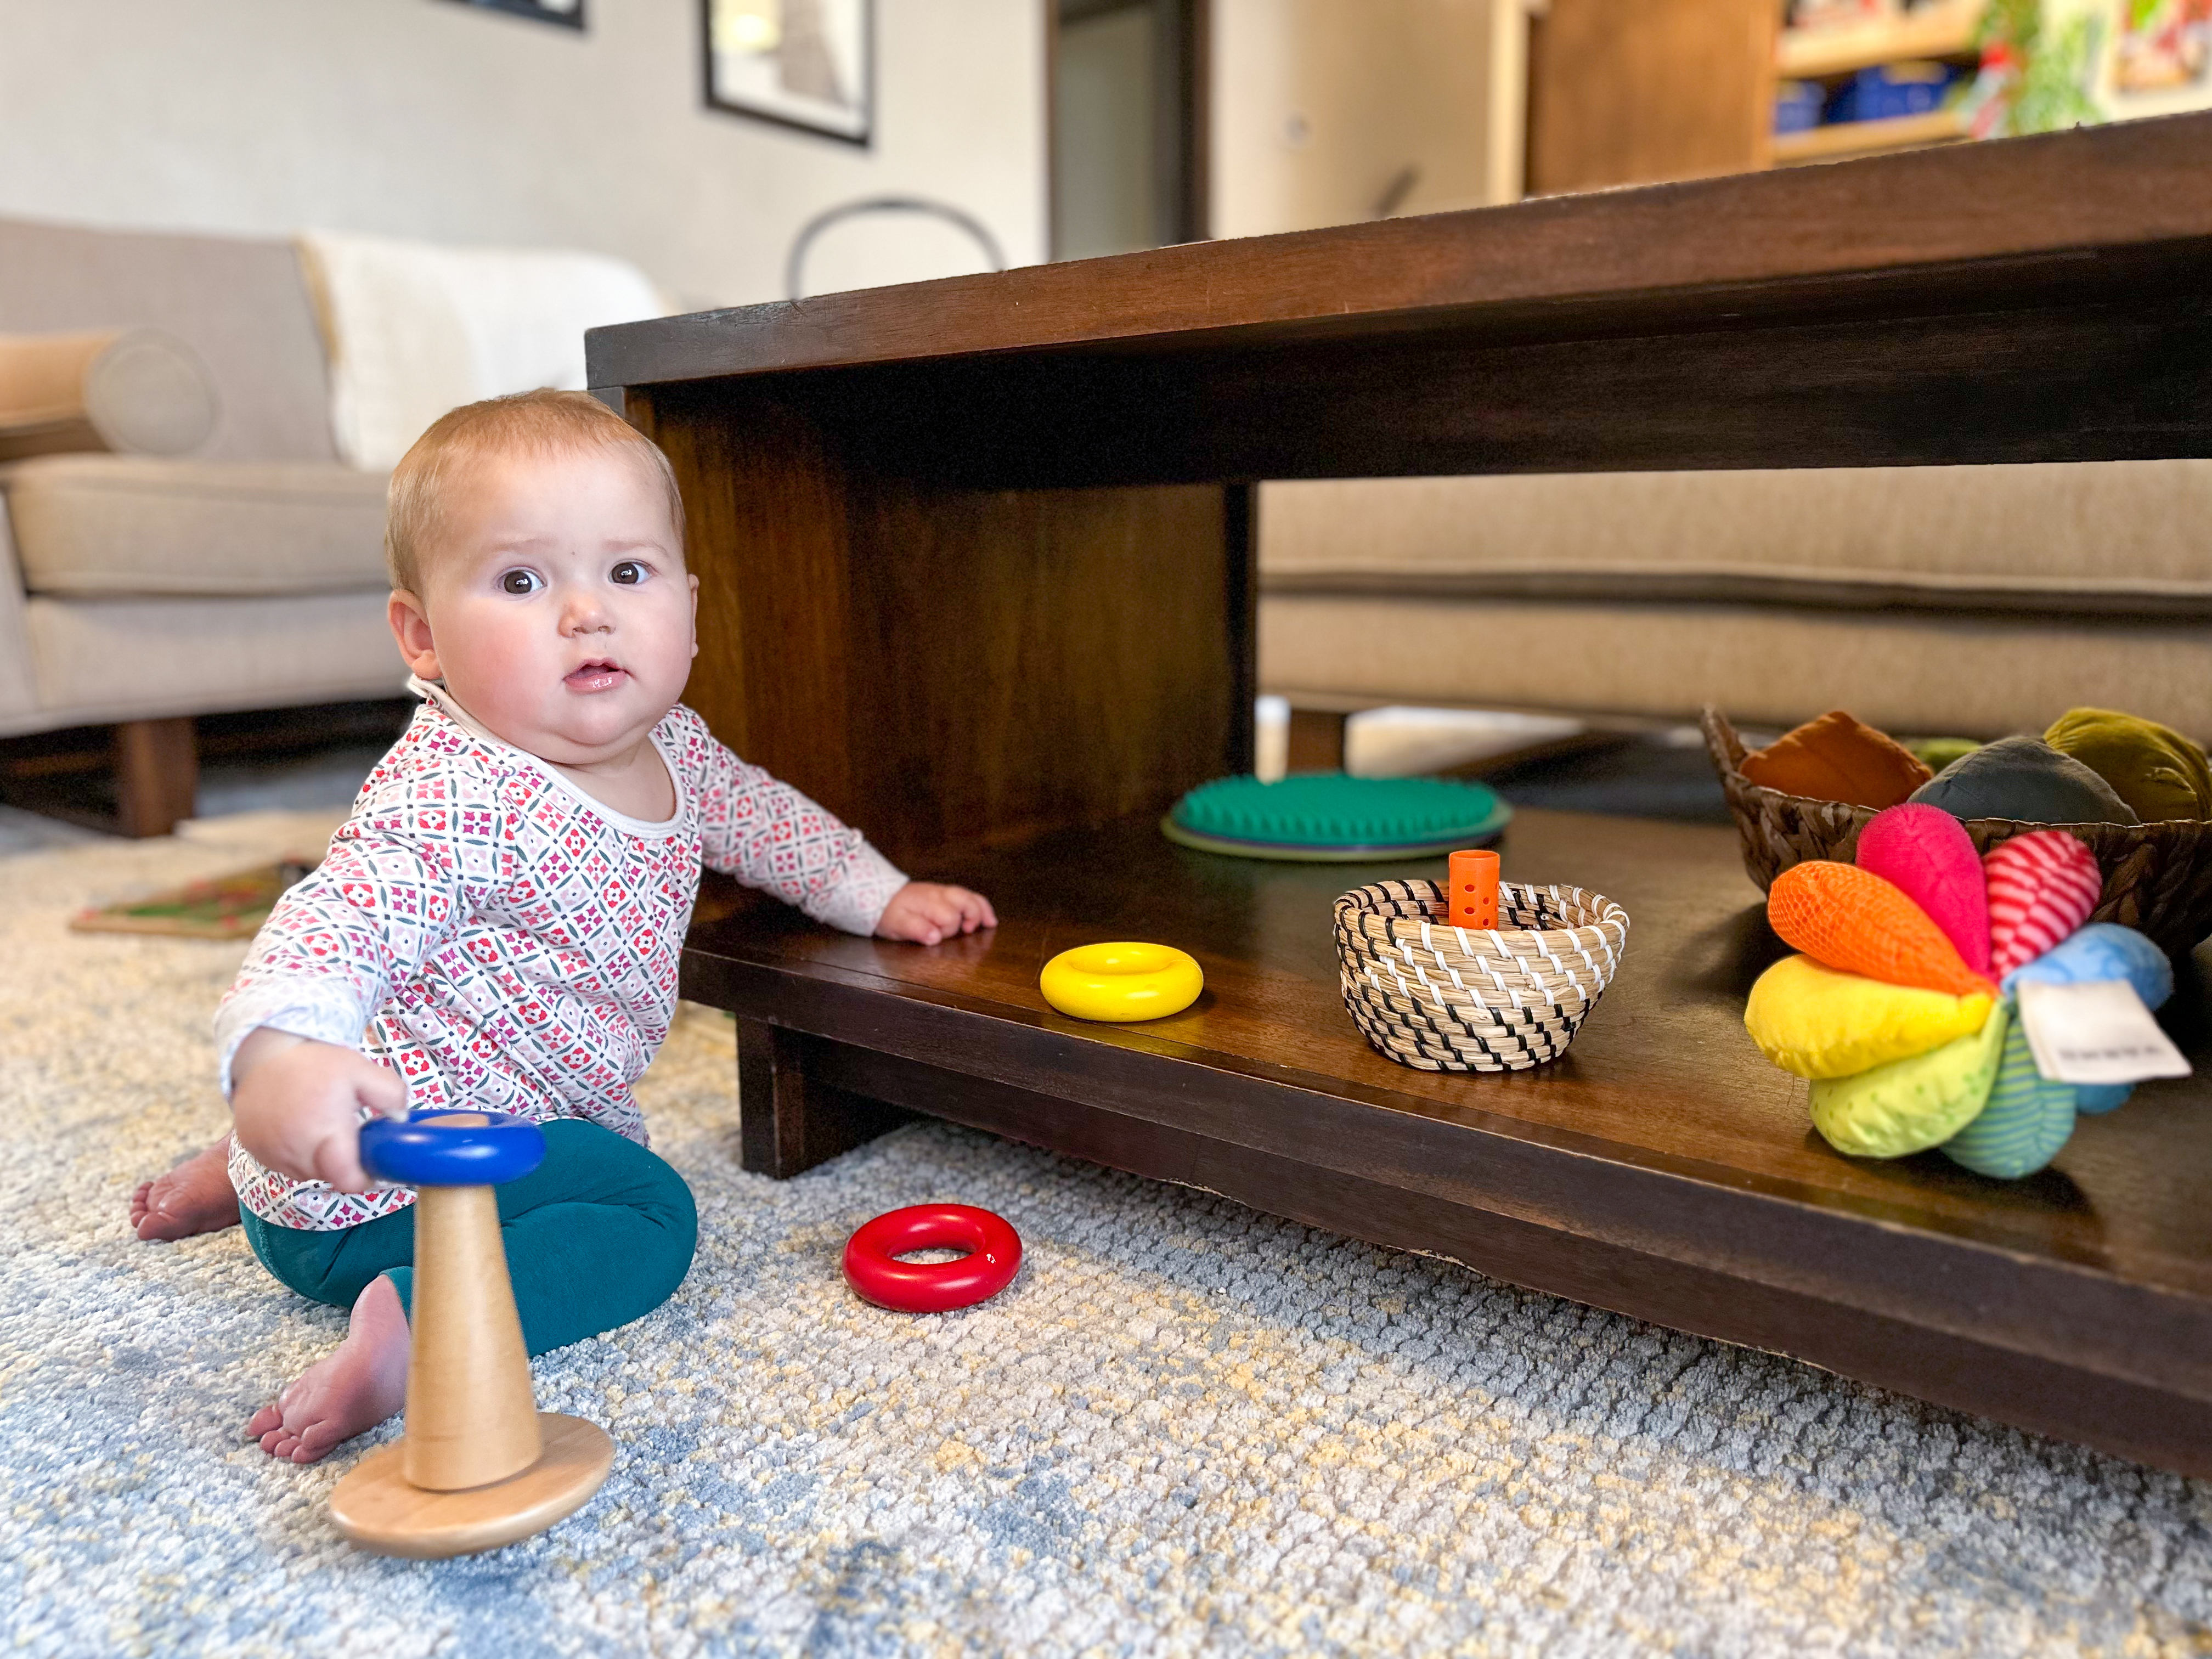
top-left (1050, 0), bottom-right (1207, 259)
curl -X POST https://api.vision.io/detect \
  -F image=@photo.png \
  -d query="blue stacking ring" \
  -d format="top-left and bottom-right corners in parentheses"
top-left (359, 1107), bottom-right (546, 1188)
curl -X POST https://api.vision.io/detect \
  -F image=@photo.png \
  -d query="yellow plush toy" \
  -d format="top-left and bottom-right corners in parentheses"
top-left (1743, 954), bottom-right (1992, 1080)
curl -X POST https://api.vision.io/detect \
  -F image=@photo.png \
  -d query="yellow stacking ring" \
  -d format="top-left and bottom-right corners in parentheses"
top-left (1039, 941), bottom-right (1204, 1023)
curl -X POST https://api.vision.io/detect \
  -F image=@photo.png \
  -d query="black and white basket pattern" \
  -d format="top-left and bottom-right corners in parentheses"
top-left (1333, 878), bottom-right (1630, 1073)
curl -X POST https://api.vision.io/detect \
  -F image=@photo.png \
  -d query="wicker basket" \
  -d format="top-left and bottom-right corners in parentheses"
top-left (1334, 879), bottom-right (1629, 1072)
top-left (1701, 706), bottom-right (2212, 958)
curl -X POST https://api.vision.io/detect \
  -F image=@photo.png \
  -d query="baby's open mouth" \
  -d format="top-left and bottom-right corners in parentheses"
top-left (565, 659), bottom-right (629, 691)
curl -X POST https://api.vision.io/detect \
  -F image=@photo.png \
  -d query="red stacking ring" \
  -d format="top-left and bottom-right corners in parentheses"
top-left (842, 1204), bottom-right (1022, 1313)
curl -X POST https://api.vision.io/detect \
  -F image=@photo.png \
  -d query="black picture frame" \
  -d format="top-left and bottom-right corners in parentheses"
top-left (702, 0), bottom-right (874, 148)
top-left (442, 0), bottom-right (586, 30)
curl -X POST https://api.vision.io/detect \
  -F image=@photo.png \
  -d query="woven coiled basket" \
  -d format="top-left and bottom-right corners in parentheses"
top-left (1334, 879), bottom-right (1630, 1072)
top-left (1701, 705), bottom-right (2212, 959)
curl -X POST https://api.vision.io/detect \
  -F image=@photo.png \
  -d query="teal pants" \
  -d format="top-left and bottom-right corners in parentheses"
top-left (240, 1118), bottom-right (697, 1357)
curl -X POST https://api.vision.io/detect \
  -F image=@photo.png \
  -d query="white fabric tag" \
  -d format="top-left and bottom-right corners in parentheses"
top-left (2015, 979), bottom-right (2192, 1085)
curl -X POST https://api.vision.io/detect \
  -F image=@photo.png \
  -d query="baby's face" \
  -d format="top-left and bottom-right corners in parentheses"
top-left (392, 445), bottom-right (696, 767)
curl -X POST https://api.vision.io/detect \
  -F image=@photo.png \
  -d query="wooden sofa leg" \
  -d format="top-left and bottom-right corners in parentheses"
top-left (1285, 707), bottom-right (1349, 774)
top-left (113, 718), bottom-right (198, 838)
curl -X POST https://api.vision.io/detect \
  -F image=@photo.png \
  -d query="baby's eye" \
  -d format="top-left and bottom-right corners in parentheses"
top-left (611, 561), bottom-right (648, 586)
top-left (499, 569), bottom-right (540, 595)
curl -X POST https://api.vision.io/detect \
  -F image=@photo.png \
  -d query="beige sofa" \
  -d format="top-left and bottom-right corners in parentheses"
top-left (1260, 464), bottom-right (2212, 747)
top-left (0, 216), bottom-right (402, 831)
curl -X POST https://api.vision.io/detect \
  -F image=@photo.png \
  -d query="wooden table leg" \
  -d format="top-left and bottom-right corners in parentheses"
top-left (737, 1018), bottom-right (914, 1179)
top-left (113, 717), bottom-right (197, 838)
top-left (1286, 707), bottom-right (1348, 774)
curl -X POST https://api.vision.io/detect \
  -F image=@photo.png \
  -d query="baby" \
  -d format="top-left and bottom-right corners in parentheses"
top-left (148, 388), bottom-right (993, 1463)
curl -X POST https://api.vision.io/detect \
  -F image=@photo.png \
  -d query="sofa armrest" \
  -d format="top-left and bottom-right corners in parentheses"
top-left (0, 490), bottom-right (43, 721)
top-left (0, 329), bottom-right (220, 461)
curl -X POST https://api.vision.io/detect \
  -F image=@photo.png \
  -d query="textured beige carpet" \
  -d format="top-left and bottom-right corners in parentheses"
top-left (4, 812), bottom-right (2210, 1657)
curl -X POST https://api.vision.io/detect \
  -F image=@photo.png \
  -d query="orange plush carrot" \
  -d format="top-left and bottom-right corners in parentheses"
top-left (1768, 861), bottom-right (1994, 998)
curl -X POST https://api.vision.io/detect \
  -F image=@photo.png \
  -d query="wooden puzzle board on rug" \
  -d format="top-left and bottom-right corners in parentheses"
top-left (69, 856), bottom-right (320, 940)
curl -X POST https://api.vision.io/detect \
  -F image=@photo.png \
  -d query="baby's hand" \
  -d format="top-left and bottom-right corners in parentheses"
top-left (229, 1028), bottom-right (407, 1193)
top-left (876, 881), bottom-right (997, 946)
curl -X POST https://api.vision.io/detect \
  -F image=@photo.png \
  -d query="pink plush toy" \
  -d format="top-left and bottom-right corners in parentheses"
top-left (1855, 804), bottom-right (1991, 974)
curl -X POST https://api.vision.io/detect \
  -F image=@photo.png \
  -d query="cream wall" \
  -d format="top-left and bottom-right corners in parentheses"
top-left (0, 0), bottom-right (1046, 309)
top-left (1210, 0), bottom-right (1520, 240)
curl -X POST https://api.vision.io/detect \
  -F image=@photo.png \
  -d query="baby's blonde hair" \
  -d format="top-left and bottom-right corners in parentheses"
top-left (384, 388), bottom-right (686, 593)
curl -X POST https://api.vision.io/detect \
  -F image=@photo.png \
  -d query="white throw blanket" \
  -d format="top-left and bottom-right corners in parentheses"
top-left (297, 229), bottom-right (667, 470)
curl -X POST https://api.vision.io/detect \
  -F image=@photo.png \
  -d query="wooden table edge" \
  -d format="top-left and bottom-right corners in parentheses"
top-left (589, 114), bottom-right (2212, 394)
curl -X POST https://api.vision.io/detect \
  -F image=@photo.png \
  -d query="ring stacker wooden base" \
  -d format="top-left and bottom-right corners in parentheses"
top-left (329, 1111), bottom-right (614, 1559)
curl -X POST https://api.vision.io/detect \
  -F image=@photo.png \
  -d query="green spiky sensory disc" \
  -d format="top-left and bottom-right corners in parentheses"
top-left (1161, 772), bottom-right (1511, 862)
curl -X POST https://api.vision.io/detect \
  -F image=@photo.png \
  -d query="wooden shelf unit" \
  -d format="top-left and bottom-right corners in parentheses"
top-left (1777, 1), bottom-right (1984, 79)
top-left (1526, 0), bottom-right (1985, 191)
top-left (1771, 105), bottom-right (1968, 162)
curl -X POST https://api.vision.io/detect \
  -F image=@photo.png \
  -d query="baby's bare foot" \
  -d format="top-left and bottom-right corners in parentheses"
top-left (131, 1138), bottom-right (241, 1242)
top-left (246, 1275), bottom-right (410, 1463)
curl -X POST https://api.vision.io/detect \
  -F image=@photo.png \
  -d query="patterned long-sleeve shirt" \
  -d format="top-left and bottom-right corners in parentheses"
top-left (219, 681), bottom-right (906, 1229)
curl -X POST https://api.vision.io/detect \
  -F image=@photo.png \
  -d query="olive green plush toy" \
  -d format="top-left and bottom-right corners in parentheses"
top-left (2044, 707), bottom-right (2212, 823)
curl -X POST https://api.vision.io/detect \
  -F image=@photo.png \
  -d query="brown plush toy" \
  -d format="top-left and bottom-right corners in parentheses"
top-left (1740, 710), bottom-right (1933, 810)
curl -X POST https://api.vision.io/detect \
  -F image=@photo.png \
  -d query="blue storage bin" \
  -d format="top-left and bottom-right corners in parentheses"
top-left (1774, 80), bottom-right (1826, 133)
top-left (1826, 61), bottom-right (1962, 123)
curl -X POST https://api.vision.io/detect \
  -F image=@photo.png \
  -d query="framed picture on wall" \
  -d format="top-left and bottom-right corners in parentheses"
top-left (703, 0), bottom-right (872, 145)
top-left (441, 0), bottom-right (585, 28)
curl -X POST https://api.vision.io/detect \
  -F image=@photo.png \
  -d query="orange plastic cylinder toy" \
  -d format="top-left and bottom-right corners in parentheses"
top-left (1448, 849), bottom-right (1499, 929)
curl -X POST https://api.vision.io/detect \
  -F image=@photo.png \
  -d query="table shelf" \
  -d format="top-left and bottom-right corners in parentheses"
top-left (685, 810), bottom-right (2212, 1476)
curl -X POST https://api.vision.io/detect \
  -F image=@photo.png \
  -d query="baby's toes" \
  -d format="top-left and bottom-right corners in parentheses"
top-left (245, 1403), bottom-right (284, 1440)
top-left (128, 1181), bottom-right (153, 1223)
top-left (289, 1430), bottom-right (341, 1464)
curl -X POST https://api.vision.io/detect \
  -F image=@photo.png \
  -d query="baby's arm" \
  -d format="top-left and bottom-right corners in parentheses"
top-left (219, 797), bottom-right (484, 1186)
top-left (686, 719), bottom-right (994, 940)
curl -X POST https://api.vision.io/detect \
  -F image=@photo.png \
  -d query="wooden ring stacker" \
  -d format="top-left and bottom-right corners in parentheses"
top-left (328, 1109), bottom-right (615, 1558)
top-left (842, 1205), bottom-right (1022, 1313)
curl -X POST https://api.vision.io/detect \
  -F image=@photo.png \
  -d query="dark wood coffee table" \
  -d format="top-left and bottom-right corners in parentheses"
top-left (591, 114), bottom-right (2212, 1475)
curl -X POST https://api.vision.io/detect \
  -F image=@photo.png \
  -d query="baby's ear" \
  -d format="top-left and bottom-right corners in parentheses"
top-left (386, 589), bottom-right (442, 679)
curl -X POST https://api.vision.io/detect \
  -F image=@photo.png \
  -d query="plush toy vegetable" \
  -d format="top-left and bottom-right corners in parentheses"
top-left (1744, 806), bottom-right (2170, 1178)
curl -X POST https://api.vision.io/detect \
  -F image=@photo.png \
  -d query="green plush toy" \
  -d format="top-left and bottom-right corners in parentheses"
top-left (2044, 707), bottom-right (2212, 823)
top-left (1909, 736), bottom-right (2139, 826)
top-left (1808, 1001), bottom-right (2011, 1159)
top-left (1905, 737), bottom-right (1981, 775)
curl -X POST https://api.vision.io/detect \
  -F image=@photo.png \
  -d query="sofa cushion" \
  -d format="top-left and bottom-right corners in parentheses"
top-left (9, 591), bottom-right (402, 736)
top-left (1258, 592), bottom-right (2212, 741)
top-left (0, 216), bottom-right (338, 464)
top-left (3, 455), bottom-right (388, 597)
top-left (1260, 461), bottom-right (2212, 617)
